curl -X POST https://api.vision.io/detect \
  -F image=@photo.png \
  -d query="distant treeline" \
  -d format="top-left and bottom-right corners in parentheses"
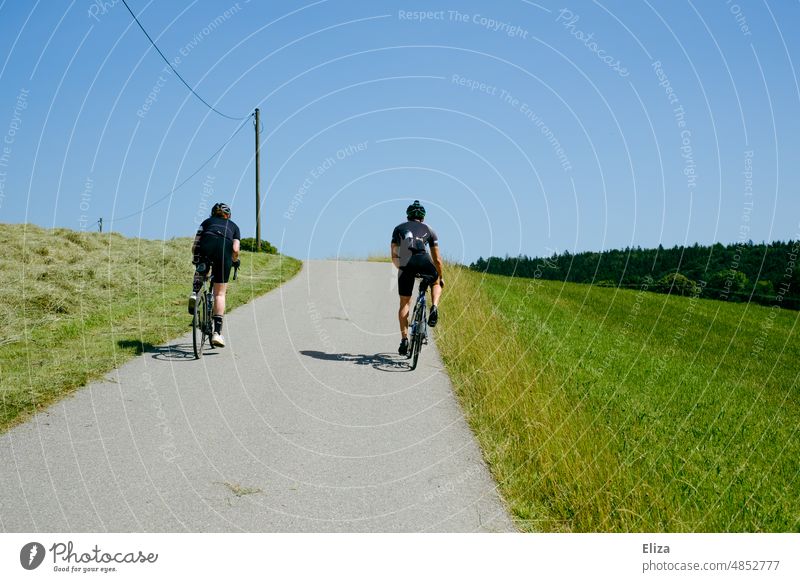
top-left (470, 240), bottom-right (800, 310)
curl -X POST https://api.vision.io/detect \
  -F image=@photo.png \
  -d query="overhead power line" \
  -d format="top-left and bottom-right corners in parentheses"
top-left (113, 113), bottom-right (254, 222)
top-left (120, 0), bottom-right (250, 121)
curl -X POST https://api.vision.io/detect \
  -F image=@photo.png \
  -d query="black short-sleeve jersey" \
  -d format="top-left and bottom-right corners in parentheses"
top-left (391, 220), bottom-right (438, 268)
top-left (198, 216), bottom-right (240, 242)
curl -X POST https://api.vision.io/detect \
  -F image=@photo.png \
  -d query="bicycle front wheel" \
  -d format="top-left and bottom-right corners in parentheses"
top-left (192, 293), bottom-right (205, 359)
top-left (410, 305), bottom-right (425, 370)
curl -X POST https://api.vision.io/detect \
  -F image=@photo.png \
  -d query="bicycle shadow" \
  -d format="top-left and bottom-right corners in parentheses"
top-left (117, 339), bottom-right (216, 361)
top-left (299, 350), bottom-right (410, 372)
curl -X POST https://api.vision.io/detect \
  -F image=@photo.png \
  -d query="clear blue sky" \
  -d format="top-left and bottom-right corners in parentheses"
top-left (1, 0), bottom-right (798, 262)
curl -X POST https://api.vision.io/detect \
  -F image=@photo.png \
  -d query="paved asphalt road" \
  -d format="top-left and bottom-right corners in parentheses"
top-left (0, 260), bottom-right (514, 532)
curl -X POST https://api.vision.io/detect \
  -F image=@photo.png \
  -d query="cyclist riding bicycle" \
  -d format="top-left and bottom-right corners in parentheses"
top-left (188, 202), bottom-right (241, 348)
top-left (390, 200), bottom-right (444, 356)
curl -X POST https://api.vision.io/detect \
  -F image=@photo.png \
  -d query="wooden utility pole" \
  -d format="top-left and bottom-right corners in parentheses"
top-left (254, 107), bottom-right (261, 250)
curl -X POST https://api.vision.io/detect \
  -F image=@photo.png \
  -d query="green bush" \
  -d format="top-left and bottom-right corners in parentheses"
top-left (709, 269), bottom-right (749, 298)
top-left (754, 279), bottom-right (775, 299)
top-left (654, 272), bottom-right (697, 295)
top-left (240, 237), bottom-right (277, 254)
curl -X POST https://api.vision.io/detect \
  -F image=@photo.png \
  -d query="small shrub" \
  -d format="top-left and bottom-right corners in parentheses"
top-left (654, 272), bottom-right (697, 296)
top-left (708, 269), bottom-right (749, 298)
top-left (240, 238), bottom-right (277, 254)
top-left (754, 279), bottom-right (775, 300)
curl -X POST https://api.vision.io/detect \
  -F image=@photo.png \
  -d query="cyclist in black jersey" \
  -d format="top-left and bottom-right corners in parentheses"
top-left (390, 200), bottom-right (444, 356)
top-left (188, 202), bottom-right (241, 348)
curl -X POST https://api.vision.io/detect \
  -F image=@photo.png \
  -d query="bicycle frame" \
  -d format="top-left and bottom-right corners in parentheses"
top-left (410, 296), bottom-right (426, 336)
top-left (192, 266), bottom-right (215, 358)
top-left (408, 276), bottom-right (434, 370)
top-left (191, 261), bottom-right (237, 358)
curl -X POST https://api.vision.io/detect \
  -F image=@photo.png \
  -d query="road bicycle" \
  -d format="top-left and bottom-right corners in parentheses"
top-left (192, 262), bottom-right (237, 359)
top-left (407, 274), bottom-right (437, 370)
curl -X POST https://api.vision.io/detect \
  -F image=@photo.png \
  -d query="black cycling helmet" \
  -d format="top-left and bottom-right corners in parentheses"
top-left (211, 202), bottom-right (231, 218)
top-left (406, 200), bottom-right (426, 220)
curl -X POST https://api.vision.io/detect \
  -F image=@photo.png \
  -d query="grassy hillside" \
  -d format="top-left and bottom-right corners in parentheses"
top-left (435, 266), bottom-right (800, 532)
top-left (0, 224), bottom-right (301, 432)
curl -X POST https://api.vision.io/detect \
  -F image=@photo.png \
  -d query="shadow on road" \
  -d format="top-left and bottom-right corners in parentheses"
top-left (299, 350), bottom-right (410, 372)
top-left (117, 339), bottom-right (215, 361)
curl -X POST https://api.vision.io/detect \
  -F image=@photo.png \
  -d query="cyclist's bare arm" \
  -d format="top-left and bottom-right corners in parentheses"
top-left (430, 244), bottom-right (444, 280)
top-left (390, 243), bottom-right (400, 269)
top-left (233, 239), bottom-right (240, 262)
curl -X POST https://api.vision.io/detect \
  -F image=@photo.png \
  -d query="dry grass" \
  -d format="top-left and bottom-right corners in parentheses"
top-left (326, 252), bottom-right (392, 262)
top-left (220, 481), bottom-right (262, 497)
top-left (0, 223), bottom-right (301, 432)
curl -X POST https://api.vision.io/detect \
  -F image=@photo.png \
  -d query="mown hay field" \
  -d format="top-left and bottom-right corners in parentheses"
top-left (0, 223), bottom-right (300, 432)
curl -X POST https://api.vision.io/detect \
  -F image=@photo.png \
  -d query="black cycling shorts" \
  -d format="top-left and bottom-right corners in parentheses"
top-left (197, 235), bottom-right (234, 284)
top-left (398, 253), bottom-right (438, 297)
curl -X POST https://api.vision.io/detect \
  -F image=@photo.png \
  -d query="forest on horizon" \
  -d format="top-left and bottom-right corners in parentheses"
top-left (470, 240), bottom-right (800, 310)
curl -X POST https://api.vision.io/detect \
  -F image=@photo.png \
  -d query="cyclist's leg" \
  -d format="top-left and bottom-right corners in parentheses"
top-left (204, 237), bottom-right (232, 337)
top-left (214, 259), bottom-right (233, 317)
top-left (397, 262), bottom-right (416, 338)
top-left (196, 235), bottom-right (218, 293)
top-left (398, 295), bottom-right (412, 338)
top-left (212, 282), bottom-right (227, 316)
top-left (431, 279), bottom-right (442, 306)
top-left (214, 238), bottom-right (234, 316)
top-left (193, 259), bottom-right (210, 292)
top-left (212, 275), bottom-right (231, 337)
top-left (189, 258), bottom-right (210, 313)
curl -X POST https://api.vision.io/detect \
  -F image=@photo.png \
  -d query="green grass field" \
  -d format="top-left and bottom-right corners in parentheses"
top-left (0, 224), bottom-right (301, 432)
top-left (435, 266), bottom-right (800, 532)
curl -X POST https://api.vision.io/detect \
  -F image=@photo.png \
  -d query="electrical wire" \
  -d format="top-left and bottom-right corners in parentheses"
top-left (120, 0), bottom-right (250, 121)
top-left (112, 113), bottom-right (253, 222)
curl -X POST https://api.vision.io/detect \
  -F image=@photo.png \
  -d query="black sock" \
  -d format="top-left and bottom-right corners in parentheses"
top-left (213, 316), bottom-right (223, 334)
